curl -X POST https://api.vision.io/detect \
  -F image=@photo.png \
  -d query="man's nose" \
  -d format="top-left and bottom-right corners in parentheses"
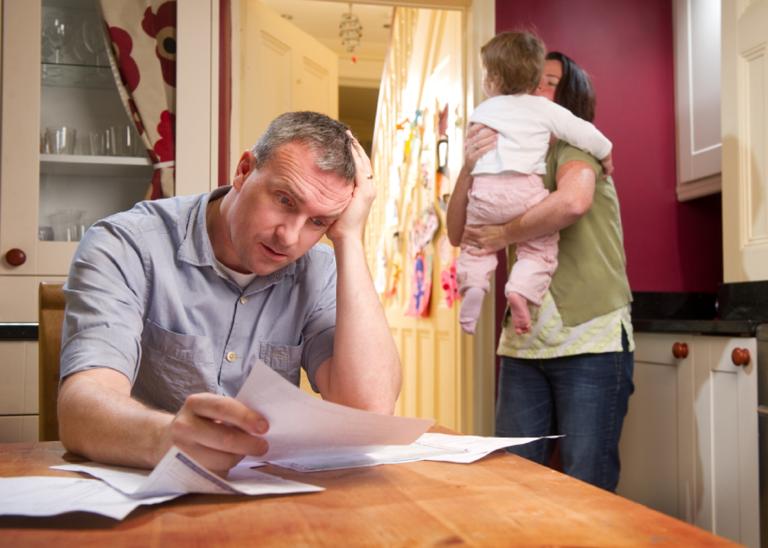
top-left (275, 216), bottom-right (302, 247)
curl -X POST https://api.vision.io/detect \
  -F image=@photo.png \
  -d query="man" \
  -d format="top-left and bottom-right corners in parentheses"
top-left (57, 112), bottom-right (402, 476)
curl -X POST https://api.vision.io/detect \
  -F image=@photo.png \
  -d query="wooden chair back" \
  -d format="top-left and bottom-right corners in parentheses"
top-left (38, 282), bottom-right (65, 441)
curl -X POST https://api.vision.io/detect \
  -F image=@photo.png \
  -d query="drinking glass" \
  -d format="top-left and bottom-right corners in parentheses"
top-left (45, 126), bottom-right (77, 154)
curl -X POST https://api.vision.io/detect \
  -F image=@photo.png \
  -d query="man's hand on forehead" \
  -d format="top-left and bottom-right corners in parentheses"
top-left (346, 131), bottom-right (374, 185)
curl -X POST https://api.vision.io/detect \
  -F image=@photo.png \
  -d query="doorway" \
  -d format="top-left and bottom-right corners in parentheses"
top-left (234, 0), bottom-right (496, 435)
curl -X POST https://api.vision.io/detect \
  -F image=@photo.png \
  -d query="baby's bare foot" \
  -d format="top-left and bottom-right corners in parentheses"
top-left (507, 292), bottom-right (531, 334)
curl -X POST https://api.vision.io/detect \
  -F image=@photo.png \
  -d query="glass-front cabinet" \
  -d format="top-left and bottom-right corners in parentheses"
top-left (1, 0), bottom-right (151, 289)
top-left (0, 0), bottom-right (218, 443)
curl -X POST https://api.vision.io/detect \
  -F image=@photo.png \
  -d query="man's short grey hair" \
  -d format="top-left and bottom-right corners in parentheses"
top-left (251, 111), bottom-right (357, 181)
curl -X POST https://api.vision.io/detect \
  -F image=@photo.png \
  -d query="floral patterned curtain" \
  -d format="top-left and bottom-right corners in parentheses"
top-left (99, 0), bottom-right (176, 199)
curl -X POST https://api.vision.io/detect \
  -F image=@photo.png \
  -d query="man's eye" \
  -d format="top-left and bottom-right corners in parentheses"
top-left (277, 194), bottom-right (293, 207)
top-left (309, 218), bottom-right (328, 228)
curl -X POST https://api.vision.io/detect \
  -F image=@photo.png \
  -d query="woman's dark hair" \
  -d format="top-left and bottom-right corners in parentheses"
top-left (546, 51), bottom-right (596, 122)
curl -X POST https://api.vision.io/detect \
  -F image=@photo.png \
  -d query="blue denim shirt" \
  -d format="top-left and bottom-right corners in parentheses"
top-left (60, 187), bottom-right (336, 413)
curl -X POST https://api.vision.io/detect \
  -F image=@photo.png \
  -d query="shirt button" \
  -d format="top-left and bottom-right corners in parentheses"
top-left (226, 351), bottom-right (237, 362)
top-left (239, 296), bottom-right (248, 304)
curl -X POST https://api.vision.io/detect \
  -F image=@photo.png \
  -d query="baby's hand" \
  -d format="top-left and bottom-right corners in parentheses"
top-left (601, 153), bottom-right (614, 176)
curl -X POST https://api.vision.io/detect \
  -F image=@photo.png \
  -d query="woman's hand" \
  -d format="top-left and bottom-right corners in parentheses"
top-left (462, 222), bottom-right (513, 255)
top-left (464, 123), bottom-right (497, 171)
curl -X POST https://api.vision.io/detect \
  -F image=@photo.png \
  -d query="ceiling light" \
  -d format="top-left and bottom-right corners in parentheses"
top-left (339, 4), bottom-right (363, 53)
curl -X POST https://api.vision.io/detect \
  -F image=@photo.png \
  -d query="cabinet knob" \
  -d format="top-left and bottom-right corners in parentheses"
top-left (4, 248), bottom-right (26, 267)
top-left (672, 342), bottom-right (689, 359)
top-left (731, 348), bottom-right (751, 367)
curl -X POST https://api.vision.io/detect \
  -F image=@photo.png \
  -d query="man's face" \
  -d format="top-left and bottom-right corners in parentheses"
top-left (224, 142), bottom-right (353, 275)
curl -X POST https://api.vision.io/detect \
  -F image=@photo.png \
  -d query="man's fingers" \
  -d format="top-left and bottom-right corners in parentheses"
top-left (173, 413), bottom-right (269, 457)
top-left (184, 393), bottom-right (268, 436)
top-left (347, 130), bottom-right (373, 184)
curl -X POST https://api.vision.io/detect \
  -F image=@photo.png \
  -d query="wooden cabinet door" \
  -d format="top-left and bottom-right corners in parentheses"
top-left (692, 336), bottom-right (759, 547)
top-left (0, 340), bottom-right (39, 443)
top-left (617, 333), bottom-right (693, 520)
top-left (672, 0), bottom-right (721, 200)
top-left (0, 1), bottom-right (44, 276)
top-left (722, 0), bottom-right (768, 282)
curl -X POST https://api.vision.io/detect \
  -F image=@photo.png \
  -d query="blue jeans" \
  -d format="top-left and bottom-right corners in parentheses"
top-left (495, 329), bottom-right (634, 491)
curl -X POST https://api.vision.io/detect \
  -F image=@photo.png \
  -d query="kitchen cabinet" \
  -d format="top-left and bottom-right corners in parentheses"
top-left (721, 0), bottom-right (768, 282)
top-left (0, 0), bottom-right (220, 441)
top-left (672, 0), bottom-right (721, 201)
top-left (617, 332), bottom-right (759, 547)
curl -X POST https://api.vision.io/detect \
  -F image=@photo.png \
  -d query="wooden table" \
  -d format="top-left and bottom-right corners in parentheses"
top-left (0, 442), bottom-right (736, 547)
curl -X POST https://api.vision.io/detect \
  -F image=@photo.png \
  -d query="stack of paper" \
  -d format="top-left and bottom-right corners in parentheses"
top-left (0, 361), bottom-right (552, 520)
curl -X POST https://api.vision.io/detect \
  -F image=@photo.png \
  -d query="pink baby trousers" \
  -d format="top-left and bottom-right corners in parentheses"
top-left (456, 173), bottom-right (558, 305)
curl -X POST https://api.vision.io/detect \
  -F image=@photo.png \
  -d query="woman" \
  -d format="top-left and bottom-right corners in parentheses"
top-left (446, 52), bottom-right (634, 492)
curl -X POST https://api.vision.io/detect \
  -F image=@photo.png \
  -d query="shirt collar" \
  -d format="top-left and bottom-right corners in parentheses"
top-left (176, 186), bottom-right (297, 287)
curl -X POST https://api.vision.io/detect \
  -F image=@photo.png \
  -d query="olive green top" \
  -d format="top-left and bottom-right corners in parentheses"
top-left (518, 140), bottom-right (632, 326)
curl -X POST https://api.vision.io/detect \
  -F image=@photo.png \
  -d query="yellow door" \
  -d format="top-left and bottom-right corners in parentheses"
top-left (367, 7), bottom-right (494, 434)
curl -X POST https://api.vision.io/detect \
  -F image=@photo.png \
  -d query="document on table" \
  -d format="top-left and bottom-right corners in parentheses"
top-left (0, 476), bottom-right (178, 520)
top-left (53, 445), bottom-right (323, 498)
top-left (0, 446), bottom-right (322, 520)
top-left (235, 359), bottom-right (434, 460)
top-left (268, 433), bottom-right (564, 472)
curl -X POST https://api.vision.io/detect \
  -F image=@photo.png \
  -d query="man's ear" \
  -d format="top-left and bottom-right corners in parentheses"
top-left (232, 150), bottom-right (257, 190)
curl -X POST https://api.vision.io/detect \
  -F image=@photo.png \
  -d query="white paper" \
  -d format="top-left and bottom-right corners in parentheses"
top-left (236, 359), bottom-right (434, 460)
top-left (415, 432), bottom-right (562, 463)
top-left (0, 476), bottom-right (178, 520)
top-left (267, 433), bottom-right (562, 472)
top-left (54, 446), bottom-right (322, 497)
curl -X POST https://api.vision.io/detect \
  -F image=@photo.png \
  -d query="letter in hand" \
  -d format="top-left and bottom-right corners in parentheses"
top-left (168, 393), bottom-right (269, 477)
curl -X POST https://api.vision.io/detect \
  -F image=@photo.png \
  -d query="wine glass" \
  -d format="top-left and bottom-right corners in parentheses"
top-left (81, 16), bottom-right (105, 66)
top-left (42, 12), bottom-right (68, 63)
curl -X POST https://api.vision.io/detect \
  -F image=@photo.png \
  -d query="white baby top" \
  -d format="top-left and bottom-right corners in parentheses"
top-left (469, 94), bottom-right (612, 176)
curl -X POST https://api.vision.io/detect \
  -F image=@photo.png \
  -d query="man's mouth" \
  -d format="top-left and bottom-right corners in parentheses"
top-left (260, 242), bottom-right (288, 259)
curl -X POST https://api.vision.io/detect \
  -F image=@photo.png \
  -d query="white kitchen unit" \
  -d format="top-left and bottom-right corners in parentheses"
top-left (618, 332), bottom-right (759, 547)
top-left (721, 0), bottom-right (768, 283)
top-left (0, 0), bottom-right (220, 441)
top-left (672, 0), bottom-right (721, 201)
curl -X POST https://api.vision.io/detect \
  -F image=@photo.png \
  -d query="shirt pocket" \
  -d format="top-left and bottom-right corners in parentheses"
top-left (134, 320), bottom-right (217, 413)
top-left (257, 341), bottom-right (304, 386)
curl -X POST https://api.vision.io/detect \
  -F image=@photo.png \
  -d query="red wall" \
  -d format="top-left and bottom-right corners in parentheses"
top-left (495, 0), bottom-right (722, 292)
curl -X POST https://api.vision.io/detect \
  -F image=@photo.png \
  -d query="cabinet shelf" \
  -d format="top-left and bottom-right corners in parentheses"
top-left (40, 153), bottom-right (152, 177)
top-left (41, 62), bottom-right (114, 89)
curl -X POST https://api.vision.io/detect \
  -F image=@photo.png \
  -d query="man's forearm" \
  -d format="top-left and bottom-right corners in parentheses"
top-left (58, 369), bottom-right (173, 469)
top-left (326, 237), bottom-right (401, 413)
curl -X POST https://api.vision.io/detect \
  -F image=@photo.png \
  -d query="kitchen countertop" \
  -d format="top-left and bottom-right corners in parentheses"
top-left (632, 318), bottom-right (761, 337)
top-left (2, 285), bottom-right (766, 341)
top-left (0, 323), bottom-right (38, 341)
top-left (2, 319), bottom-right (762, 340)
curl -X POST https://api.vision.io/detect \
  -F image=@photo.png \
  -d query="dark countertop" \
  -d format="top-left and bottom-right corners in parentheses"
top-left (0, 323), bottom-right (39, 341)
top-left (1, 319), bottom-right (762, 341)
top-left (632, 318), bottom-right (761, 337)
top-left (2, 285), bottom-right (766, 340)
top-left (631, 285), bottom-right (768, 337)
